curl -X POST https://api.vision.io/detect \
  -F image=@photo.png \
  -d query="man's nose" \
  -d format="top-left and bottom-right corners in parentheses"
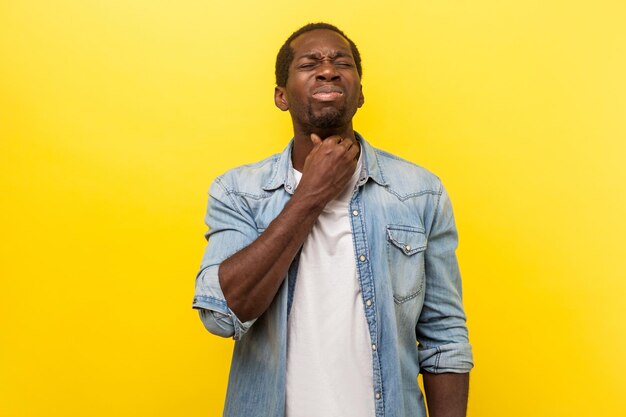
top-left (315, 61), bottom-right (340, 81)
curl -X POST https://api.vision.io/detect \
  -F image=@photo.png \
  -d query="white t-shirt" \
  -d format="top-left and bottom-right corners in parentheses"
top-left (285, 152), bottom-right (375, 417)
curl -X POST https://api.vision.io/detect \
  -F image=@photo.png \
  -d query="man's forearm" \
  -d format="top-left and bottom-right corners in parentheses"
top-left (218, 191), bottom-right (324, 323)
top-left (423, 372), bottom-right (469, 417)
top-left (217, 134), bottom-right (359, 323)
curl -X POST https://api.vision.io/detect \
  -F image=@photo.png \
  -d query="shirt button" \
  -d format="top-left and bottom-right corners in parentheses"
top-left (404, 245), bottom-right (411, 252)
top-left (359, 255), bottom-right (366, 262)
top-left (372, 344), bottom-right (377, 351)
top-left (366, 299), bottom-right (372, 307)
top-left (352, 210), bottom-right (359, 216)
top-left (375, 392), bottom-right (381, 400)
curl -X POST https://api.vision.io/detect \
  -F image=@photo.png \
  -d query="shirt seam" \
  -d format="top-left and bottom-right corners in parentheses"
top-left (430, 180), bottom-right (445, 229)
top-left (383, 188), bottom-right (440, 202)
top-left (214, 177), bottom-right (244, 217)
top-left (193, 294), bottom-right (228, 309)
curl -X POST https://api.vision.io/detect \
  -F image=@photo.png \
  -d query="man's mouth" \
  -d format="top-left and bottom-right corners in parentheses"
top-left (312, 86), bottom-right (344, 101)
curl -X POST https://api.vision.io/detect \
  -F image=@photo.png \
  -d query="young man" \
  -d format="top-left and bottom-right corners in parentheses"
top-left (192, 22), bottom-right (473, 417)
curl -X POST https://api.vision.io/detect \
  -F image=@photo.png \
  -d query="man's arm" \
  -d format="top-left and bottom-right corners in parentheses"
top-left (217, 134), bottom-right (359, 323)
top-left (416, 182), bottom-right (473, 414)
top-left (423, 372), bottom-right (469, 417)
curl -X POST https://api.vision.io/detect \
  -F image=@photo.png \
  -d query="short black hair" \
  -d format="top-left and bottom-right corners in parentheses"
top-left (275, 22), bottom-right (362, 87)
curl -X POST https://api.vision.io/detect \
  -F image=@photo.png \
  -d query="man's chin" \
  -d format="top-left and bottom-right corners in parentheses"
top-left (308, 109), bottom-right (345, 130)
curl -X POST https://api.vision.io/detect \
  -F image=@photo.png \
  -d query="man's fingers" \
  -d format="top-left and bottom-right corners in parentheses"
top-left (341, 136), bottom-right (355, 150)
top-left (310, 134), bottom-right (358, 162)
top-left (346, 141), bottom-right (360, 161)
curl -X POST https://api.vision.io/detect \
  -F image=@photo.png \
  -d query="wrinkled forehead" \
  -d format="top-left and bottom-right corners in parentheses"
top-left (290, 29), bottom-right (353, 59)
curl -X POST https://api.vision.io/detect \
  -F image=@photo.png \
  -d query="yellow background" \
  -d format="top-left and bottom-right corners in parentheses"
top-left (1, 1), bottom-right (625, 416)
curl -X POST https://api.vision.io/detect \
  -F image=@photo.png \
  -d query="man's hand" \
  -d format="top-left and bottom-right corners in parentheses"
top-left (295, 133), bottom-right (360, 208)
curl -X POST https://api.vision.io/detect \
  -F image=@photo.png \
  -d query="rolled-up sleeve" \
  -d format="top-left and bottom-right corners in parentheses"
top-left (192, 177), bottom-right (259, 340)
top-left (417, 182), bottom-right (474, 373)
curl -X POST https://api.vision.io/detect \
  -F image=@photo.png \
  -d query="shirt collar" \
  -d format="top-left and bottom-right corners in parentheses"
top-left (262, 131), bottom-right (387, 194)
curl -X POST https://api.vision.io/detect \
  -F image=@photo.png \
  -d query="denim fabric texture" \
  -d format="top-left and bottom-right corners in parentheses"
top-left (192, 133), bottom-right (473, 417)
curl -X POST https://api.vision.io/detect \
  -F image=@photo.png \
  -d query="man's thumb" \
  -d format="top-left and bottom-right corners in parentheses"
top-left (310, 133), bottom-right (322, 146)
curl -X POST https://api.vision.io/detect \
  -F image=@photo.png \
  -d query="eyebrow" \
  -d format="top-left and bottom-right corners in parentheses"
top-left (297, 51), bottom-right (352, 60)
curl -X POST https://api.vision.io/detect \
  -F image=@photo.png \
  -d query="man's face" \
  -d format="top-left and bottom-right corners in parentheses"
top-left (275, 29), bottom-right (364, 131)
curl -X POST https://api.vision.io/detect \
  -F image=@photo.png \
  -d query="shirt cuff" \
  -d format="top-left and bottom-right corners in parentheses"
top-left (418, 342), bottom-right (474, 374)
top-left (192, 265), bottom-right (256, 340)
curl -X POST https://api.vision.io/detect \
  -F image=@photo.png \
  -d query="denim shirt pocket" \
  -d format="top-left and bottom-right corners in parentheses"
top-left (386, 224), bottom-right (428, 304)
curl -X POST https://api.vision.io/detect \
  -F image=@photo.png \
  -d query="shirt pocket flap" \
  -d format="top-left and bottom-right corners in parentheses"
top-left (386, 225), bottom-right (427, 255)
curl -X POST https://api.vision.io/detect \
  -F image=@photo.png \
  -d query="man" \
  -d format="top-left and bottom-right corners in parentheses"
top-left (192, 23), bottom-right (473, 417)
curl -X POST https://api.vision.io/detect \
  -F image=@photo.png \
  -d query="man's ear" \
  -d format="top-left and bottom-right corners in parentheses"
top-left (274, 86), bottom-right (289, 111)
top-left (358, 85), bottom-right (365, 108)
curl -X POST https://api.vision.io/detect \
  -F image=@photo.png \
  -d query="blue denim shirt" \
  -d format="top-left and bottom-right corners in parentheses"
top-left (192, 133), bottom-right (473, 417)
